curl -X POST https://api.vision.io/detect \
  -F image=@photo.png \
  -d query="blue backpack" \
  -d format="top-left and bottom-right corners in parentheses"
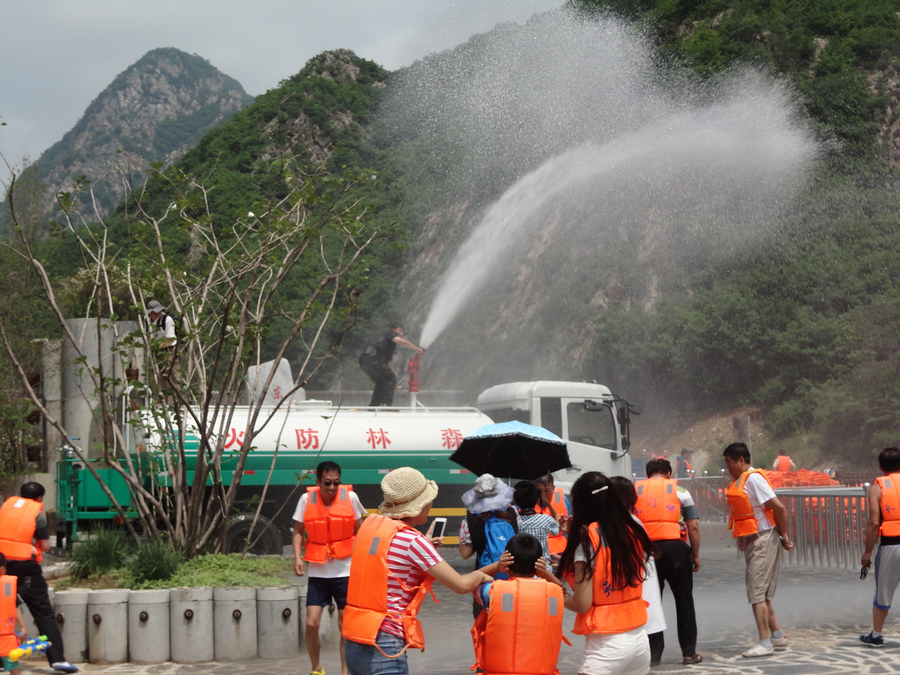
top-left (468, 509), bottom-right (518, 572)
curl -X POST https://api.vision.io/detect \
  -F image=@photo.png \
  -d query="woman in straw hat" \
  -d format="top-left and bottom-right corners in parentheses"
top-left (343, 467), bottom-right (492, 675)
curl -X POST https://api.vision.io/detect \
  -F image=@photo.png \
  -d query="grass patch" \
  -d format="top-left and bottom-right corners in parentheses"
top-left (56, 553), bottom-right (294, 591)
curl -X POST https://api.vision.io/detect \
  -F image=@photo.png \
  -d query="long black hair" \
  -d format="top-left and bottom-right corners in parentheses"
top-left (557, 472), bottom-right (653, 589)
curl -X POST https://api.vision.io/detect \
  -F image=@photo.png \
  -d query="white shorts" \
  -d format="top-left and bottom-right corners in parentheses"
top-left (580, 626), bottom-right (650, 675)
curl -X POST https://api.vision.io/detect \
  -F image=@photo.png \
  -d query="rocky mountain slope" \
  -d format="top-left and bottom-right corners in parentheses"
top-left (31, 47), bottom-right (253, 219)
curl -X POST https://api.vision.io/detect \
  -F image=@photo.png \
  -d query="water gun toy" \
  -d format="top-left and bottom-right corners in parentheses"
top-left (9, 635), bottom-right (51, 661)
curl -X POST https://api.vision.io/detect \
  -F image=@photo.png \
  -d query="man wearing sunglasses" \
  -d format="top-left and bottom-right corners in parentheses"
top-left (293, 462), bottom-right (368, 675)
top-left (860, 447), bottom-right (900, 648)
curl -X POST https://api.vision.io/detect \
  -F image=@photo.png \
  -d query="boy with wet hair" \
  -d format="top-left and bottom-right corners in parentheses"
top-left (513, 481), bottom-right (559, 561)
top-left (472, 534), bottom-right (569, 674)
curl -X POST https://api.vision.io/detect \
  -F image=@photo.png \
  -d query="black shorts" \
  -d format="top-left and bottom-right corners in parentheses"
top-left (306, 576), bottom-right (349, 609)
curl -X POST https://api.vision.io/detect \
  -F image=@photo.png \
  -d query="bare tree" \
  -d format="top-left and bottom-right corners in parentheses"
top-left (1, 155), bottom-right (382, 556)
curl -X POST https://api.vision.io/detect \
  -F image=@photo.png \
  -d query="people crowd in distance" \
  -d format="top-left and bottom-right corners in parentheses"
top-left (289, 441), bottom-right (891, 675)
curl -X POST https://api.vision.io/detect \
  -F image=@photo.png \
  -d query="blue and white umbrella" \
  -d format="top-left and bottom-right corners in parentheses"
top-left (449, 420), bottom-right (571, 481)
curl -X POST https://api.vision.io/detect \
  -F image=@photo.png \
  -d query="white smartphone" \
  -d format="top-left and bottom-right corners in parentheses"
top-left (431, 517), bottom-right (447, 538)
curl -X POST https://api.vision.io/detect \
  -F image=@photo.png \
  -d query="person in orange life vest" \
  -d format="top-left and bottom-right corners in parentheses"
top-left (609, 476), bottom-right (667, 670)
top-left (723, 443), bottom-right (793, 658)
top-left (859, 447), bottom-right (900, 648)
top-left (634, 459), bottom-right (702, 666)
top-left (292, 461), bottom-right (368, 675)
top-left (557, 472), bottom-right (654, 675)
top-left (0, 483), bottom-right (76, 673)
top-left (471, 533), bottom-right (569, 675)
top-left (0, 552), bottom-right (30, 675)
top-left (534, 473), bottom-right (570, 558)
top-left (343, 467), bottom-right (491, 675)
top-left (771, 451), bottom-right (797, 473)
top-left (675, 449), bottom-right (693, 479)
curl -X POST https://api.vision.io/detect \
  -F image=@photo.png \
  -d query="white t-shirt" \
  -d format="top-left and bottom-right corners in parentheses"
top-left (293, 490), bottom-right (369, 578)
top-left (742, 468), bottom-right (777, 533)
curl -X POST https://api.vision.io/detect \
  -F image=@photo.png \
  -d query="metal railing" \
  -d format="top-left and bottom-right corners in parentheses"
top-left (675, 476), bottom-right (868, 569)
top-left (778, 486), bottom-right (868, 569)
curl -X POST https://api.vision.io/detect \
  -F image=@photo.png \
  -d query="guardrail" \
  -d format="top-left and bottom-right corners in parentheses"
top-left (675, 476), bottom-right (869, 570)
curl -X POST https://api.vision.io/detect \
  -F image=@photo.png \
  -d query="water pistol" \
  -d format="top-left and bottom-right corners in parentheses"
top-left (9, 635), bottom-right (51, 661)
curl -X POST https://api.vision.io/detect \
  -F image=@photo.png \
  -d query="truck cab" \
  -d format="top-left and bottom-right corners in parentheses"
top-left (475, 381), bottom-right (634, 486)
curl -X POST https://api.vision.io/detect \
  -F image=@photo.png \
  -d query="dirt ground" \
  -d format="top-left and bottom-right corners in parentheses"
top-left (630, 405), bottom-right (768, 475)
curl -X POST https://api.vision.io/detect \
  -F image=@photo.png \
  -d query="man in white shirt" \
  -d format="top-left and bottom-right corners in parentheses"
top-left (293, 462), bottom-right (368, 675)
top-left (723, 442), bottom-right (793, 658)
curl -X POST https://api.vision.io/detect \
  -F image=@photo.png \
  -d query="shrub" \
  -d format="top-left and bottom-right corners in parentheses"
top-left (128, 538), bottom-right (183, 587)
top-left (70, 527), bottom-right (130, 579)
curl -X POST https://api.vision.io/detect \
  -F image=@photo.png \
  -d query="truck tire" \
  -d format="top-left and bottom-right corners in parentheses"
top-left (224, 514), bottom-right (283, 555)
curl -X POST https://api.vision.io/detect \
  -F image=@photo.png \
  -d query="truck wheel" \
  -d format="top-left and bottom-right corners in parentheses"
top-left (224, 514), bottom-right (283, 555)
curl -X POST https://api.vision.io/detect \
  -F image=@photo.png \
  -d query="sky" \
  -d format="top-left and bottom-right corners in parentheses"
top-left (0, 0), bottom-right (563, 180)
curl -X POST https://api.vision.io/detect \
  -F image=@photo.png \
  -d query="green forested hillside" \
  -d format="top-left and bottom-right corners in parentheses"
top-left (569, 0), bottom-right (900, 464)
top-left (5, 2), bottom-right (900, 472)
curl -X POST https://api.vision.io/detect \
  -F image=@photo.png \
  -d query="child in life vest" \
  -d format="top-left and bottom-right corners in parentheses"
top-left (0, 552), bottom-right (30, 675)
top-left (472, 533), bottom-right (570, 675)
top-left (557, 472), bottom-right (655, 675)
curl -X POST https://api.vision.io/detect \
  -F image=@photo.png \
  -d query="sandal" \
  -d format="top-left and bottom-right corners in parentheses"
top-left (682, 654), bottom-right (703, 665)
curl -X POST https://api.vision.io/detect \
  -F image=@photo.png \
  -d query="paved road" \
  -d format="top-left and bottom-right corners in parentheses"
top-left (30, 537), bottom-right (900, 675)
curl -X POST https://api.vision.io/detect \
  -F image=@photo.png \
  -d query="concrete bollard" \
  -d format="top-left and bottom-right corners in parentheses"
top-left (87, 589), bottom-right (130, 664)
top-left (257, 586), bottom-right (300, 659)
top-left (128, 589), bottom-right (171, 663)
top-left (170, 586), bottom-right (214, 663)
top-left (53, 589), bottom-right (89, 664)
top-left (292, 575), bottom-right (307, 647)
top-left (23, 586), bottom-right (54, 637)
top-left (213, 587), bottom-right (258, 661)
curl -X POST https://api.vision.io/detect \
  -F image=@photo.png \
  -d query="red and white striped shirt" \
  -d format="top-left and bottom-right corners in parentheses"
top-left (380, 527), bottom-right (443, 638)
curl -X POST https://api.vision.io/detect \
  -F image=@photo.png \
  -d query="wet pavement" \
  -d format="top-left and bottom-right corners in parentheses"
top-left (24, 534), bottom-right (900, 675)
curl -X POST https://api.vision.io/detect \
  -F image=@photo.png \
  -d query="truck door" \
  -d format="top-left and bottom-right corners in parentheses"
top-left (559, 398), bottom-right (623, 476)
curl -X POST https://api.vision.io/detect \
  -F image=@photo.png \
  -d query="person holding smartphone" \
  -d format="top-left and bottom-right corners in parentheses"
top-left (293, 461), bottom-right (368, 675)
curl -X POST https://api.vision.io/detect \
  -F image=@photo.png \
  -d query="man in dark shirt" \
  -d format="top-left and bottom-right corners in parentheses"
top-left (0, 482), bottom-right (77, 672)
top-left (358, 324), bottom-right (424, 406)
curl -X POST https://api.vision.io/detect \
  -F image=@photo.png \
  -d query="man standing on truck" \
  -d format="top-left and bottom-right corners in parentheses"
top-left (358, 323), bottom-right (424, 406)
top-left (0, 483), bottom-right (77, 673)
top-left (635, 458), bottom-right (703, 666)
top-left (293, 462), bottom-right (368, 675)
top-left (723, 442), bottom-right (793, 658)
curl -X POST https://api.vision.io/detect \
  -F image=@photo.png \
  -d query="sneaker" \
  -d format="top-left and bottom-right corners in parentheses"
top-left (52, 663), bottom-right (80, 674)
top-left (742, 643), bottom-right (774, 657)
top-left (682, 653), bottom-right (703, 664)
top-left (772, 636), bottom-right (789, 649)
top-left (860, 631), bottom-right (884, 648)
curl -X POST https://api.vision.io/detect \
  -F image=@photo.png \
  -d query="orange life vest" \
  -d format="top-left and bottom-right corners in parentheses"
top-left (774, 455), bottom-right (793, 472)
top-left (471, 578), bottom-right (569, 675)
top-left (0, 575), bottom-right (17, 657)
top-left (726, 470), bottom-right (776, 538)
top-left (536, 488), bottom-right (569, 555)
top-left (0, 497), bottom-right (42, 563)
top-left (572, 524), bottom-right (647, 636)
top-left (342, 514), bottom-right (436, 655)
top-left (303, 484), bottom-right (357, 563)
top-left (876, 475), bottom-right (900, 536)
top-left (634, 478), bottom-right (681, 541)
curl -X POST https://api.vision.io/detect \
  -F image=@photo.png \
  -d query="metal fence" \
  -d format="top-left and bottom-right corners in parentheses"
top-left (676, 476), bottom-right (869, 570)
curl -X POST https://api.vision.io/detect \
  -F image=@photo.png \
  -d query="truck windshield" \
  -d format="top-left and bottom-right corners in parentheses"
top-left (566, 402), bottom-right (616, 449)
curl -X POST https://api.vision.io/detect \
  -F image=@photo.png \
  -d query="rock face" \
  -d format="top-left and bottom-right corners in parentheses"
top-left (33, 47), bottom-right (253, 219)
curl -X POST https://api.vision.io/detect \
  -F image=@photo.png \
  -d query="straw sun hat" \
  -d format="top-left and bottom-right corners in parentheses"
top-left (379, 467), bottom-right (439, 518)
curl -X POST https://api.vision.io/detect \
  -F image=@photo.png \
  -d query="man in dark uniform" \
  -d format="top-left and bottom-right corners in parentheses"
top-left (0, 483), bottom-right (78, 672)
top-left (358, 324), bottom-right (424, 406)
